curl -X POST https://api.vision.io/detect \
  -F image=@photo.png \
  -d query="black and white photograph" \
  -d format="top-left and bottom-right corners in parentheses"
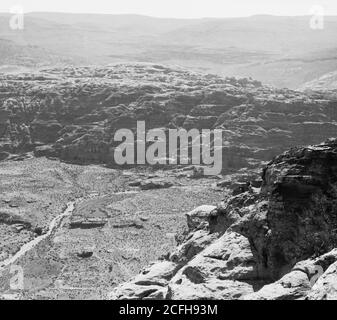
top-left (0, 0), bottom-right (337, 305)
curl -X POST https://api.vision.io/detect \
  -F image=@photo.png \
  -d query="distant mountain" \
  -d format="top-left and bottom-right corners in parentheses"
top-left (1, 13), bottom-right (337, 88)
top-left (0, 38), bottom-right (74, 69)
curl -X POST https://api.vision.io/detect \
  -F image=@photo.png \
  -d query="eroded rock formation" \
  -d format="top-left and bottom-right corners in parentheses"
top-left (109, 139), bottom-right (337, 300)
top-left (1, 64), bottom-right (337, 172)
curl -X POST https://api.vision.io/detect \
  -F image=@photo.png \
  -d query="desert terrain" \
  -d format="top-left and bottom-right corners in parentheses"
top-left (0, 12), bottom-right (337, 300)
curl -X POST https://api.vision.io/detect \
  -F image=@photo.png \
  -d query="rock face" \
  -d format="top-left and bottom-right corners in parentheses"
top-left (109, 139), bottom-right (337, 300)
top-left (307, 260), bottom-right (337, 300)
top-left (1, 64), bottom-right (337, 173)
top-left (231, 138), bottom-right (337, 281)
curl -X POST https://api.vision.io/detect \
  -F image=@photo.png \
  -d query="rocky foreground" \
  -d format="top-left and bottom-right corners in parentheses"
top-left (1, 64), bottom-right (337, 171)
top-left (110, 138), bottom-right (337, 300)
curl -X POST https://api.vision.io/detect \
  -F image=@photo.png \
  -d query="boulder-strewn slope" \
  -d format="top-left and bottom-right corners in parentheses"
top-left (1, 64), bottom-right (337, 172)
top-left (109, 139), bottom-right (337, 300)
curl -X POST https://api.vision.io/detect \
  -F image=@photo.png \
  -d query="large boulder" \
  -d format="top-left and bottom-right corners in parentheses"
top-left (34, 145), bottom-right (58, 158)
top-left (167, 231), bottom-right (258, 300)
top-left (185, 205), bottom-right (216, 231)
top-left (308, 262), bottom-right (337, 300)
top-left (108, 261), bottom-right (179, 300)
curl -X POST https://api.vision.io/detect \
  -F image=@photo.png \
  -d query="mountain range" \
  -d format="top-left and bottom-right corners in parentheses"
top-left (1, 13), bottom-right (337, 89)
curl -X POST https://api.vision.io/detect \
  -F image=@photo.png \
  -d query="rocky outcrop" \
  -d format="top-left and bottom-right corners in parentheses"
top-left (69, 218), bottom-right (108, 229)
top-left (109, 139), bottom-right (337, 300)
top-left (233, 138), bottom-right (337, 280)
top-left (139, 179), bottom-right (173, 190)
top-left (243, 249), bottom-right (337, 300)
top-left (108, 261), bottom-right (179, 300)
top-left (307, 260), bottom-right (337, 300)
top-left (167, 230), bottom-right (258, 300)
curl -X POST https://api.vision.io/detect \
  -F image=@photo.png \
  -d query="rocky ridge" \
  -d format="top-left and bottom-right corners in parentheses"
top-left (1, 64), bottom-right (337, 173)
top-left (109, 138), bottom-right (337, 300)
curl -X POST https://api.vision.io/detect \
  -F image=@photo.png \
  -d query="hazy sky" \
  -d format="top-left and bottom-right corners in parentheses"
top-left (0, 0), bottom-right (336, 18)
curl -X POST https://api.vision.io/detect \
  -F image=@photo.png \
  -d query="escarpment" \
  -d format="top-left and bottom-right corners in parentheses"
top-left (109, 139), bottom-right (337, 300)
top-left (1, 64), bottom-right (337, 172)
